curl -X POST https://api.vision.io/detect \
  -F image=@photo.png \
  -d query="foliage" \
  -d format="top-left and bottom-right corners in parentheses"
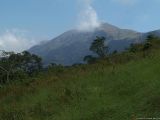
top-left (0, 35), bottom-right (160, 119)
top-left (0, 51), bottom-right (42, 84)
top-left (83, 55), bottom-right (97, 64)
top-left (90, 36), bottom-right (109, 58)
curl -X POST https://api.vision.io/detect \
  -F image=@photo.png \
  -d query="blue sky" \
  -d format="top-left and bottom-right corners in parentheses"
top-left (0, 0), bottom-right (160, 52)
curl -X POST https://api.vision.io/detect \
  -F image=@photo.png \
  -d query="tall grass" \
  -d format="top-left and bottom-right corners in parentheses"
top-left (0, 49), bottom-right (160, 120)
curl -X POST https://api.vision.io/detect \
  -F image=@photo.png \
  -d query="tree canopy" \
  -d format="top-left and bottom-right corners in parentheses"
top-left (0, 51), bottom-right (42, 84)
top-left (90, 36), bottom-right (108, 58)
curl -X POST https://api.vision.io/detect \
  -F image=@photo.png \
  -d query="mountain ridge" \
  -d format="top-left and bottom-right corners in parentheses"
top-left (29, 22), bottom-right (160, 65)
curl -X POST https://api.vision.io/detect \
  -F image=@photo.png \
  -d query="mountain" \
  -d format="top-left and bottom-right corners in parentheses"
top-left (29, 23), bottom-right (158, 65)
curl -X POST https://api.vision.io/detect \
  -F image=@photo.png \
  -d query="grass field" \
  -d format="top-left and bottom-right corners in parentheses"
top-left (0, 50), bottom-right (160, 120)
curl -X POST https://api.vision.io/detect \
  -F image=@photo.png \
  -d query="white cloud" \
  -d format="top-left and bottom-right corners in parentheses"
top-left (0, 29), bottom-right (36, 52)
top-left (77, 0), bottom-right (100, 31)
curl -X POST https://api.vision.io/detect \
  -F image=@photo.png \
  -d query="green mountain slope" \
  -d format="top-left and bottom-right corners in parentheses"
top-left (0, 49), bottom-right (160, 120)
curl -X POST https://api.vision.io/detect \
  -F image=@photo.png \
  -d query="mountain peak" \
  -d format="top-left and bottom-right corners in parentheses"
top-left (29, 23), bottom-right (155, 65)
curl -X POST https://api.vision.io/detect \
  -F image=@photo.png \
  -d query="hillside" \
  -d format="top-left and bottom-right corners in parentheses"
top-left (29, 23), bottom-right (142, 65)
top-left (1, 41), bottom-right (160, 119)
top-left (29, 22), bottom-right (160, 66)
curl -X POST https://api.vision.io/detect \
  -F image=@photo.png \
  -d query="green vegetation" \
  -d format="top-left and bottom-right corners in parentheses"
top-left (84, 36), bottom-right (108, 64)
top-left (0, 51), bottom-right (42, 84)
top-left (89, 36), bottom-right (108, 58)
top-left (0, 35), bottom-right (160, 119)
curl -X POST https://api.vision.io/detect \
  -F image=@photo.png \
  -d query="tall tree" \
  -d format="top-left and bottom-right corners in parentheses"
top-left (90, 36), bottom-right (108, 58)
top-left (0, 51), bottom-right (42, 84)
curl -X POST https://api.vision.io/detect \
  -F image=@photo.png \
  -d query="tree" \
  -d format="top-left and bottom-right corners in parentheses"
top-left (129, 43), bottom-right (137, 53)
top-left (0, 51), bottom-right (42, 84)
top-left (15, 51), bottom-right (42, 75)
top-left (0, 51), bottom-right (14, 83)
top-left (0, 66), bottom-right (9, 84)
top-left (112, 50), bottom-right (118, 55)
top-left (83, 55), bottom-right (96, 64)
top-left (90, 36), bottom-right (108, 58)
top-left (143, 41), bottom-right (152, 51)
top-left (146, 34), bottom-right (157, 41)
top-left (142, 35), bottom-right (153, 57)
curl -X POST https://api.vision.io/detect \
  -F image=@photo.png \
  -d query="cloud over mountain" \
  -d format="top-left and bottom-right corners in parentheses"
top-left (0, 29), bottom-right (36, 52)
top-left (77, 0), bottom-right (100, 31)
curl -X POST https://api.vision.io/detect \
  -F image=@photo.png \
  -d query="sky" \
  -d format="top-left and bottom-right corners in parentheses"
top-left (0, 0), bottom-right (160, 52)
